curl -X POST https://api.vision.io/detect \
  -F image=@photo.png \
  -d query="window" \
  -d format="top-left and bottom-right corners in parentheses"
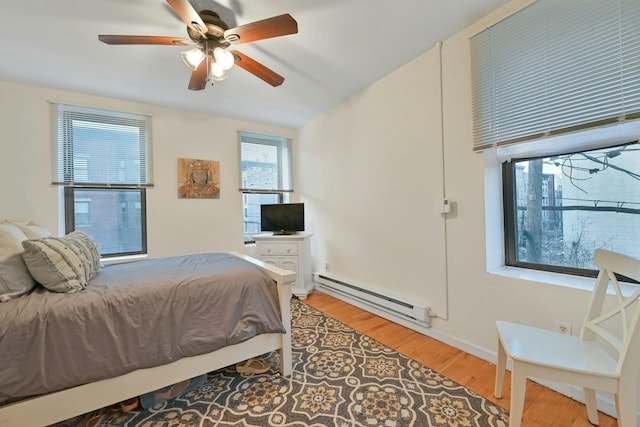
top-left (239, 131), bottom-right (293, 243)
top-left (471, 0), bottom-right (640, 275)
top-left (51, 103), bottom-right (153, 257)
top-left (503, 141), bottom-right (640, 276)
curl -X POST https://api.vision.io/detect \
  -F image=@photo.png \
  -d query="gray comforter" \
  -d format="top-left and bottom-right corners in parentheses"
top-left (0, 253), bottom-right (285, 403)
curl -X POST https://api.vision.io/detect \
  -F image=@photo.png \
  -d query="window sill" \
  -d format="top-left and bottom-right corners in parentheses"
top-left (101, 254), bottom-right (148, 266)
top-left (489, 265), bottom-right (637, 297)
top-left (489, 266), bottom-right (595, 292)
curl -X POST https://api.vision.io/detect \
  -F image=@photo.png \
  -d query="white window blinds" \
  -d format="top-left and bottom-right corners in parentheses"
top-left (471, 0), bottom-right (640, 152)
top-left (239, 131), bottom-right (293, 192)
top-left (51, 103), bottom-right (153, 187)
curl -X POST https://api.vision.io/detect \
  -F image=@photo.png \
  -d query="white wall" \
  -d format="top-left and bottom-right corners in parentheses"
top-left (0, 81), bottom-right (296, 257)
top-left (298, 48), bottom-right (448, 315)
top-left (297, 0), bottom-right (582, 348)
top-left (297, 0), bottom-right (630, 416)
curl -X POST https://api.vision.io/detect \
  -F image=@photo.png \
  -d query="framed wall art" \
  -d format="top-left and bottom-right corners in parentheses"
top-left (177, 158), bottom-right (220, 199)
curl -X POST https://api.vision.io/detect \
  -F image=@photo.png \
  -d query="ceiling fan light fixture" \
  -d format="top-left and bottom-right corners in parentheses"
top-left (213, 47), bottom-right (234, 71)
top-left (180, 47), bottom-right (205, 71)
top-left (210, 61), bottom-right (229, 81)
top-left (98, 3), bottom-right (297, 89)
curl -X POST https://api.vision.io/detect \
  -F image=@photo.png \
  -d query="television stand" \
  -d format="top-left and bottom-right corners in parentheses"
top-left (252, 233), bottom-right (313, 299)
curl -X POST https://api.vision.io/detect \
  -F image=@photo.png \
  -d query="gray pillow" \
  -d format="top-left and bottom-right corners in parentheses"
top-left (22, 231), bottom-right (100, 293)
top-left (0, 223), bottom-right (35, 302)
top-left (67, 231), bottom-right (101, 275)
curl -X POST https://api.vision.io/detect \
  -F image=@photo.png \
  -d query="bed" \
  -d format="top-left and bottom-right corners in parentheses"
top-left (0, 248), bottom-right (295, 427)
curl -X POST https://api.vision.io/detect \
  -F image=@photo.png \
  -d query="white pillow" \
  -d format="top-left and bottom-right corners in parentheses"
top-left (10, 220), bottom-right (52, 239)
top-left (0, 222), bottom-right (27, 256)
top-left (0, 223), bottom-right (36, 301)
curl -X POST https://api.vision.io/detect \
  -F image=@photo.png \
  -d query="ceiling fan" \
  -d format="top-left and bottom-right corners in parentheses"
top-left (98, 0), bottom-right (298, 90)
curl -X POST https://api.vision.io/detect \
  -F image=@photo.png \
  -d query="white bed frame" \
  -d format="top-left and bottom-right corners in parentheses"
top-left (0, 252), bottom-right (296, 427)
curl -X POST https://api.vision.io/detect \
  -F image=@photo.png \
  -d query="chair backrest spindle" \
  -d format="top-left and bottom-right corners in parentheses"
top-left (582, 249), bottom-right (640, 377)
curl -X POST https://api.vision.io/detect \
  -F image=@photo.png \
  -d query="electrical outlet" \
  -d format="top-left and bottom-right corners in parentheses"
top-left (325, 262), bottom-right (331, 272)
top-left (554, 321), bottom-right (572, 335)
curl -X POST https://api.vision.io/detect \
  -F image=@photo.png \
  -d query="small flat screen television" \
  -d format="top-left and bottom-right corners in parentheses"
top-left (261, 203), bottom-right (305, 235)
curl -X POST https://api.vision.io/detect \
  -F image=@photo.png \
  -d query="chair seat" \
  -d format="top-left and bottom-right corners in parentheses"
top-left (496, 320), bottom-right (618, 379)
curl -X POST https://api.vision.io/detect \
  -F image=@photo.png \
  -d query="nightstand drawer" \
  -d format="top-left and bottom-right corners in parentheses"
top-left (259, 242), bottom-right (298, 256)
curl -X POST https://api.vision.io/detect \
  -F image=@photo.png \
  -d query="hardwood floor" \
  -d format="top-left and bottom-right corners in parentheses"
top-left (302, 291), bottom-right (619, 427)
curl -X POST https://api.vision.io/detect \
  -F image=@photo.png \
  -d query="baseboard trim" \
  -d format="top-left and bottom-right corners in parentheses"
top-left (314, 286), bottom-right (631, 423)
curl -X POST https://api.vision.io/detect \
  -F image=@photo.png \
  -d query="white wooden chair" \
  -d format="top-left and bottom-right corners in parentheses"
top-left (494, 249), bottom-right (640, 427)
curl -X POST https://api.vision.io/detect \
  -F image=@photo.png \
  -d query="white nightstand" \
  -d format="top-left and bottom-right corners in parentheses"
top-left (252, 233), bottom-right (313, 299)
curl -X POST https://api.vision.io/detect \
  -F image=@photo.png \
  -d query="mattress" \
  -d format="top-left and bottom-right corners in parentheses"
top-left (0, 252), bottom-right (285, 403)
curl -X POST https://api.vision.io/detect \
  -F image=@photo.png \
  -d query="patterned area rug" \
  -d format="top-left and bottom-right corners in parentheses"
top-left (54, 300), bottom-right (509, 427)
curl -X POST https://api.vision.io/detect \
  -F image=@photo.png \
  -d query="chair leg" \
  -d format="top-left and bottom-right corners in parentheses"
top-left (495, 338), bottom-right (507, 399)
top-left (509, 363), bottom-right (527, 427)
top-left (615, 384), bottom-right (637, 427)
top-left (583, 388), bottom-right (599, 425)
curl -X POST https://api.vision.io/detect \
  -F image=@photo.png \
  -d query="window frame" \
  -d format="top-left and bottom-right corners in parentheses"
top-left (238, 131), bottom-right (293, 244)
top-left (472, 0), bottom-right (640, 280)
top-left (52, 103), bottom-right (152, 257)
top-left (63, 187), bottom-right (148, 257)
top-left (502, 154), bottom-right (595, 278)
top-left (501, 139), bottom-right (640, 278)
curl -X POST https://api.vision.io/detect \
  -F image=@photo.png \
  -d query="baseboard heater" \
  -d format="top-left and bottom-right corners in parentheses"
top-left (314, 273), bottom-right (431, 326)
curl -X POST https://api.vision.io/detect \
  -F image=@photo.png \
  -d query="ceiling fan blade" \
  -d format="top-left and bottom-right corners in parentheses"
top-left (231, 51), bottom-right (284, 87)
top-left (98, 35), bottom-right (192, 46)
top-left (188, 60), bottom-right (208, 90)
top-left (166, 0), bottom-right (208, 36)
top-left (224, 14), bottom-right (298, 45)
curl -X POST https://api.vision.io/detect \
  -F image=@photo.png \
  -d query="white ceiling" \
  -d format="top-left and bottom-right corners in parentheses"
top-left (0, 0), bottom-right (509, 129)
